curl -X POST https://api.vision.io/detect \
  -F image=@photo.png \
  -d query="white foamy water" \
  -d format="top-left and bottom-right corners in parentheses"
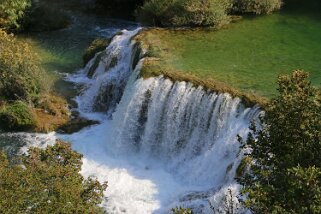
top-left (72, 28), bottom-right (142, 116)
top-left (11, 28), bottom-right (261, 214)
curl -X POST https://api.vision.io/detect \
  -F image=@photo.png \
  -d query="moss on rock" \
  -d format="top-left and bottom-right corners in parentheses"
top-left (83, 38), bottom-right (111, 66)
top-left (57, 117), bottom-right (99, 134)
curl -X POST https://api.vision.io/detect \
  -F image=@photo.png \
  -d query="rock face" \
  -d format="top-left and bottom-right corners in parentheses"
top-left (83, 38), bottom-right (111, 66)
top-left (58, 117), bottom-right (99, 134)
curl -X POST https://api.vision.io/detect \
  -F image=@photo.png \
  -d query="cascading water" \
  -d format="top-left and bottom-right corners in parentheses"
top-left (0, 28), bottom-right (262, 214)
top-left (64, 28), bottom-right (262, 213)
top-left (74, 28), bottom-right (142, 116)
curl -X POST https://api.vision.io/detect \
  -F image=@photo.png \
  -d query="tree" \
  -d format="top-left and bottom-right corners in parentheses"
top-left (0, 0), bottom-right (31, 30)
top-left (0, 29), bottom-right (42, 102)
top-left (239, 71), bottom-right (321, 213)
top-left (0, 140), bottom-right (107, 213)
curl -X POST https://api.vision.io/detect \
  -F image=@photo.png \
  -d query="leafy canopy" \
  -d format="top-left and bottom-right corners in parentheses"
top-left (0, 29), bottom-right (42, 102)
top-left (239, 71), bottom-right (321, 213)
top-left (0, 0), bottom-right (31, 29)
top-left (0, 140), bottom-right (107, 214)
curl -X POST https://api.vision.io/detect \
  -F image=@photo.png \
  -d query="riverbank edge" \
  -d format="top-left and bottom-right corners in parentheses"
top-left (133, 28), bottom-right (268, 108)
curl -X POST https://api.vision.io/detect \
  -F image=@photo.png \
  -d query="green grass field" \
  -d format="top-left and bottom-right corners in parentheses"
top-left (139, 10), bottom-right (321, 98)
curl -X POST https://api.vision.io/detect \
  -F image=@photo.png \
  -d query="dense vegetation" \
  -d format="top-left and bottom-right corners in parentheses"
top-left (0, 29), bottom-right (42, 102)
top-left (239, 71), bottom-right (321, 213)
top-left (137, 0), bottom-right (231, 28)
top-left (0, 27), bottom-right (68, 132)
top-left (138, 0), bottom-right (282, 27)
top-left (0, 29), bottom-right (39, 130)
top-left (231, 0), bottom-right (282, 14)
top-left (93, 0), bottom-right (282, 27)
top-left (0, 140), bottom-right (107, 213)
top-left (24, 1), bottom-right (71, 32)
top-left (0, 0), bottom-right (31, 30)
top-left (0, 0), bottom-right (71, 32)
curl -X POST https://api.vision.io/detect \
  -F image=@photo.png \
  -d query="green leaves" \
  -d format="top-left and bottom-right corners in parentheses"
top-left (0, 101), bottom-right (36, 131)
top-left (240, 71), bottom-right (321, 213)
top-left (0, 141), bottom-right (107, 214)
top-left (137, 0), bottom-right (231, 28)
top-left (231, 0), bottom-right (282, 14)
top-left (0, 29), bottom-right (42, 102)
top-left (0, 0), bottom-right (31, 30)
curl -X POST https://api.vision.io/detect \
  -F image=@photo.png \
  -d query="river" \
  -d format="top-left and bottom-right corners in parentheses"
top-left (1, 13), bottom-right (260, 214)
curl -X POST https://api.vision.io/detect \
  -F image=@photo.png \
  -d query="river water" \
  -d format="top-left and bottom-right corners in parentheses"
top-left (1, 14), bottom-right (260, 214)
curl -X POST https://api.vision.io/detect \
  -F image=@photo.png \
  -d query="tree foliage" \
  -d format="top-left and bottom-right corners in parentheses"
top-left (0, 140), bottom-right (107, 213)
top-left (0, 0), bottom-right (31, 30)
top-left (137, 0), bottom-right (231, 28)
top-left (0, 29), bottom-right (42, 102)
top-left (239, 71), bottom-right (321, 213)
top-left (137, 0), bottom-right (282, 27)
top-left (231, 0), bottom-right (282, 14)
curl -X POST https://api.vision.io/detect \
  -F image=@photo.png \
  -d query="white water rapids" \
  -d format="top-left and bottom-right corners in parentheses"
top-left (4, 28), bottom-right (261, 213)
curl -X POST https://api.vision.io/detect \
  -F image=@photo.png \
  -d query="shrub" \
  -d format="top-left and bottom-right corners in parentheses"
top-left (0, 101), bottom-right (36, 131)
top-left (170, 0), bottom-right (231, 27)
top-left (231, 0), bottom-right (282, 14)
top-left (137, 0), bottom-right (231, 28)
top-left (0, 140), bottom-right (107, 213)
top-left (0, 29), bottom-right (42, 102)
top-left (0, 0), bottom-right (31, 30)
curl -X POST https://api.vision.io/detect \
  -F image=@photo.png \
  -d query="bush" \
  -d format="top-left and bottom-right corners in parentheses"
top-left (232, 0), bottom-right (282, 14)
top-left (0, 0), bottom-right (31, 30)
top-left (0, 101), bottom-right (36, 131)
top-left (0, 140), bottom-right (107, 213)
top-left (137, 0), bottom-right (231, 28)
top-left (0, 29), bottom-right (42, 102)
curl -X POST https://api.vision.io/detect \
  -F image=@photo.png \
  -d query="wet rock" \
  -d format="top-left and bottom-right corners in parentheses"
top-left (57, 115), bottom-right (99, 134)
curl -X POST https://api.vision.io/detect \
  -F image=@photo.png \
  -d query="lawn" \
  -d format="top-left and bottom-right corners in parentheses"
top-left (138, 9), bottom-right (321, 98)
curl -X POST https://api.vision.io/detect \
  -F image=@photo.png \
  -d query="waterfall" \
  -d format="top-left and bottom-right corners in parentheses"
top-left (66, 28), bottom-right (262, 213)
top-left (73, 28), bottom-right (142, 117)
top-left (108, 74), bottom-right (260, 213)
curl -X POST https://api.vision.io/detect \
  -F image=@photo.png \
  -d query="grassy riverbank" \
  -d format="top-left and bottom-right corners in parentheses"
top-left (136, 9), bottom-right (321, 101)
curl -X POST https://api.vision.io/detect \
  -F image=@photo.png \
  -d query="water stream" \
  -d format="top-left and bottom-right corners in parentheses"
top-left (1, 26), bottom-right (261, 214)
